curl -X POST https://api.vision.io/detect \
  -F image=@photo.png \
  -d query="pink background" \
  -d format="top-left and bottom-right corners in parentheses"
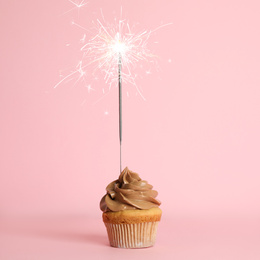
top-left (0, 0), bottom-right (260, 259)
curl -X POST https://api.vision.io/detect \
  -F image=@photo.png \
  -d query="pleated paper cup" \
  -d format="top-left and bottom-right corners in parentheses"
top-left (104, 221), bottom-right (159, 248)
top-left (102, 208), bottom-right (162, 249)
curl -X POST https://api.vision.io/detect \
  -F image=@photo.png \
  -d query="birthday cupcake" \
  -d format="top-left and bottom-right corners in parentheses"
top-left (100, 167), bottom-right (162, 248)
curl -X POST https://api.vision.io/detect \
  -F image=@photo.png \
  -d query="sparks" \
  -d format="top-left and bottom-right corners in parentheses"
top-left (79, 18), bottom-right (157, 99)
top-left (68, 0), bottom-right (88, 8)
top-left (86, 84), bottom-right (94, 93)
top-left (61, 0), bottom-right (88, 16)
top-left (55, 10), bottom-right (172, 99)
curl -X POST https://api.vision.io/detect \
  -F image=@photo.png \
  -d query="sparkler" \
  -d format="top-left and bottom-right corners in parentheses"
top-left (81, 19), bottom-right (154, 173)
top-left (55, 8), bottom-right (171, 173)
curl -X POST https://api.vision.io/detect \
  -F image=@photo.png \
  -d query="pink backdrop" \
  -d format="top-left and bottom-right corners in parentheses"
top-left (0, 0), bottom-right (260, 259)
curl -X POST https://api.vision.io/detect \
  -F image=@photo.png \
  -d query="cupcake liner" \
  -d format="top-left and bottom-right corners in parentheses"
top-left (104, 221), bottom-right (159, 248)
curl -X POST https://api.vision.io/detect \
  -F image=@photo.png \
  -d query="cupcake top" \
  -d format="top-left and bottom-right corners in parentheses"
top-left (100, 167), bottom-right (161, 212)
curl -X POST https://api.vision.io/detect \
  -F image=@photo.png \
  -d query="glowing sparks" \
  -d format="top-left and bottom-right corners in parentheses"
top-left (81, 20), bottom-right (154, 97)
top-left (80, 34), bottom-right (86, 43)
top-left (55, 10), bottom-right (172, 100)
top-left (61, 0), bottom-right (88, 16)
top-left (79, 18), bottom-right (157, 99)
top-left (86, 84), bottom-right (94, 93)
top-left (68, 0), bottom-right (88, 8)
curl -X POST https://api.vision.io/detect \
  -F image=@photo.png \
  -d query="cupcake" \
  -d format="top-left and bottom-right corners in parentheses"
top-left (100, 167), bottom-right (162, 248)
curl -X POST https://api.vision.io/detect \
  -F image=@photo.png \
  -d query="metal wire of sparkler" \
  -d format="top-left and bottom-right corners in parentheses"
top-left (118, 53), bottom-right (122, 173)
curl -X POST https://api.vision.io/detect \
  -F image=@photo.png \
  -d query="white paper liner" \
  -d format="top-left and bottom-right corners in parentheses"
top-left (104, 221), bottom-right (159, 248)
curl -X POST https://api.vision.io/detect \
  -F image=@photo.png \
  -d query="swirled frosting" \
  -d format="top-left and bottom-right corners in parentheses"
top-left (100, 167), bottom-right (161, 212)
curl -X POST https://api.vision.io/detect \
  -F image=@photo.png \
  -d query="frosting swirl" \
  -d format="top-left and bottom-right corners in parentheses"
top-left (100, 167), bottom-right (161, 212)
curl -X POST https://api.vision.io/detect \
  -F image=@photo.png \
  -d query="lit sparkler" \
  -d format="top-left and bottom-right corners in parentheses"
top-left (55, 9), bottom-right (171, 173)
top-left (80, 18), bottom-right (157, 172)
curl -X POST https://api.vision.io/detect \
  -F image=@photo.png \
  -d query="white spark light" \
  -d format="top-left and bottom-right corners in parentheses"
top-left (78, 18), bottom-right (158, 99)
top-left (68, 0), bottom-right (88, 8)
top-left (55, 10), bottom-right (172, 99)
top-left (61, 0), bottom-right (88, 16)
top-left (80, 34), bottom-right (86, 43)
top-left (86, 84), bottom-right (94, 93)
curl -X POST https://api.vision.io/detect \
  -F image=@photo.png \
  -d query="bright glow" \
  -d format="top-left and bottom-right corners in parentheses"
top-left (111, 33), bottom-right (127, 55)
top-left (113, 41), bottom-right (127, 55)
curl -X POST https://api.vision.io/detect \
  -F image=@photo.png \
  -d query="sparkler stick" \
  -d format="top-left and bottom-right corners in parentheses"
top-left (118, 53), bottom-right (122, 173)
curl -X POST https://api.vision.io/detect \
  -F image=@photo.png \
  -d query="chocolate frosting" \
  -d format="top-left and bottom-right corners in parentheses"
top-left (100, 167), bottom-right (161, 212)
